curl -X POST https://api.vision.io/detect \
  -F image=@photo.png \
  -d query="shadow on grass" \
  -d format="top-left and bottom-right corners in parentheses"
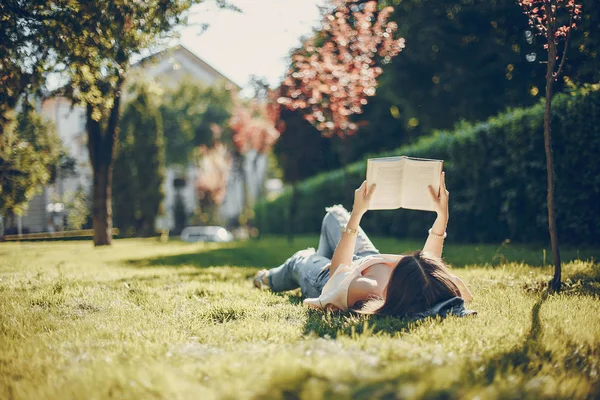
top-left (295, 293), bottom-right (600, 399)
top-left (125, 245), bottom-right (282, 269)
top-left (123, 236), bottom-right (600, 272)
top-left (469, 294), bottom-right (549, 383)
top-left (302, 309), bottom-right (454, 339)
top-left (461, 293), bottom-right (600, 396)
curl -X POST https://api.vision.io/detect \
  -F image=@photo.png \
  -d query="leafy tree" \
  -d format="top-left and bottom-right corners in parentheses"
top-left (0, 106), bottom-right (60, 216)
top-left (278, 0), bottom-right (405, 140)
top-left (161, 79), bottom-right (279, 227)
top-left (369, 0), bottom-right (542, 133)
top-left (367, 0), bottom-right (598, 134)
top-left (270, 0), bottom-right (600, 176)
top-left (517, 0), bottom-right (582, 292)
top-left (160, 79), bottom-right (235, 166)
top-left (63, 187), bottom-right (91, 230)
top-left (53, 1), bottom-right (206, 246)
top-left (0, 0), bottom-right (54, 137)
top-left (113, 83), bottom-right (165, 237)
top-left (274, 0), bottom-right (405, 201)
top-left (2, 0), bottom-right (237, 246)
top-left (160, 80), bottom-right (235, 226)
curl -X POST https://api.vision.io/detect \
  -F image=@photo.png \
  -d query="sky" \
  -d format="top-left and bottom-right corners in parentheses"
top-left (178, 0), bottom-right (326, 90)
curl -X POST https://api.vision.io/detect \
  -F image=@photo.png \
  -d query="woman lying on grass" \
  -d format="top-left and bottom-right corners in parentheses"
top-left (254, 171), bottom-right (472, 315)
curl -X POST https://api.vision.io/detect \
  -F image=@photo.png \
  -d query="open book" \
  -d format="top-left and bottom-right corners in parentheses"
top-left (366, 156), bottom-right (443, 211)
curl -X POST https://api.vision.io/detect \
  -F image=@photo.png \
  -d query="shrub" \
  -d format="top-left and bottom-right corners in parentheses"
top-left (255, 89), bottom-right (600, 245)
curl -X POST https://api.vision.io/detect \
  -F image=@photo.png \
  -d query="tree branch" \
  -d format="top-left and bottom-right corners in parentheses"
top-left (554, 15), bottom-right (573, 80)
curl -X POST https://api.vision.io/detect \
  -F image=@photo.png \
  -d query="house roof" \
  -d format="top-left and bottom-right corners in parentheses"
top-left (134, 45), bottom-right (241, 90)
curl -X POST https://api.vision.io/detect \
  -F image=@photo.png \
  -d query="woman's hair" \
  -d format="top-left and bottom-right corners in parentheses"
top-left (353, 250), bottom-right (461, 316)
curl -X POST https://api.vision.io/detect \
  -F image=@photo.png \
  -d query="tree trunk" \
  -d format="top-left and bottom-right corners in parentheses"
top-left (92, 160), bottom-right (113, 245)
top-left (86, 86), bottom-right (122, 246)
top-left (544, 27), bottom-right (562, 292)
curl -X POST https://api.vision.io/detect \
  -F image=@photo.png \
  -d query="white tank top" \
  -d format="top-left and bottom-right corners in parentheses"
top-left (303, 254), bottom-right (402, 311)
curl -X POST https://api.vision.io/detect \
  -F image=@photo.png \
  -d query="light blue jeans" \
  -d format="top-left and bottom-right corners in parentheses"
top-left (268, 205), bottom-right (379, 298)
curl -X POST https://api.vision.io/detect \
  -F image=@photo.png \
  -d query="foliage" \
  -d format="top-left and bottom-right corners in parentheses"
top-left (278, 0), bottom-right (405, 139)
top-left (62, 188), bottom-right (92, 230)
top-left (2, 0), bottom-right (238, 245)
top-left (160, 79), bottom-right (236, 166)
top-left (269, 0), bottom-right (600, 179)
top-left (0, 106), bottom-right (60, 215)
top-left (159, 79), bottom-right (237, 226)
top-left (159, 78), bottom-right (280, 227)
top-left (230, 98), bottom-right (280, 200)
top-left (257, 88), bottom-right (600, 246)
top-left (220, 98), bottom-right (280, 226)
top-left (113, 83), bottom-right (165, 237)
top-left (229, 100), bottom-right (280, 155)
top-left (0, 0), bottom-right (54, 136)
top-left (48, 152), bottom-right (78, 185)
top-left (273, 107), bottom-right (338, 184)
top-left (1, 238), bottom-right (600, 399)
top-left (371, 0), bottom-right (595, 133)
top-left (519, 0), bottom-right (582, 46)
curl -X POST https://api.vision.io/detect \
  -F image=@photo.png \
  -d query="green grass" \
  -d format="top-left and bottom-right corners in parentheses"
top-left (1, 236), bottom-right (599, 399)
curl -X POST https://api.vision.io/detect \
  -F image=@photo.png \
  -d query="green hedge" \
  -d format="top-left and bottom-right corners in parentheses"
top-left (256, 89), bottom-right (600, 244)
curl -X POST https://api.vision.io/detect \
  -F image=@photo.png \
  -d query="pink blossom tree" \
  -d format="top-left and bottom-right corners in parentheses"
top-left (277, 0), bottom-right (405, 146)
top-left (518, 0), bottom-right (582, 292)
top-left (230, 101), bottom-right (280, 156)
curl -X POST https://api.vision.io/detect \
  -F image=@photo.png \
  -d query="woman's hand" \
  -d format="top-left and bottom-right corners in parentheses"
top-left (353, 180), bottom-right (376, 216)
top-left (428, 171), bottom-right (449, 217)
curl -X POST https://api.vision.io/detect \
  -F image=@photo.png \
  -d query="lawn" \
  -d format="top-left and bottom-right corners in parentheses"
top-left (1, 236), bottom-right (599, 399)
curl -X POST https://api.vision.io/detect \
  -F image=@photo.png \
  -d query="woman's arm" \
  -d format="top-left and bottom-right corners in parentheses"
top-left (329, 181), bottom-right (376, 277)
top-left (423, 171), bottom-right (449, 258)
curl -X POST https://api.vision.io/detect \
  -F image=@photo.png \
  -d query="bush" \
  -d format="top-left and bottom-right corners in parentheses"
top-left (255, 89), bottom-right (600, 245)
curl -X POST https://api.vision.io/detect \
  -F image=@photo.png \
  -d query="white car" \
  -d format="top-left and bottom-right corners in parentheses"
top-left (180, 226), bottom-right (234, 243)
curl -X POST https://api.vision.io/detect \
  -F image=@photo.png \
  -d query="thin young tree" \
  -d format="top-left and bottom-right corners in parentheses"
top-left (518, 0), bottom-right (582, 292)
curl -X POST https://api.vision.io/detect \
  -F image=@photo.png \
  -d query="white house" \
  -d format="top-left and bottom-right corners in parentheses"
top-left (8, 45), bottom-right (257, 235)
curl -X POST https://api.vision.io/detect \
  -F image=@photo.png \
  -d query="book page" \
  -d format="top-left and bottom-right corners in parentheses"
top-left (366, 157), bottom-right (404, 210)
top-left (400, 158), bottom-right (443, 211)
